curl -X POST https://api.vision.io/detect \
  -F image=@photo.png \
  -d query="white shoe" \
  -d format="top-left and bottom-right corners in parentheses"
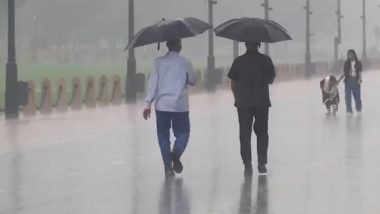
top-left (347, 112), bottom-right (353, 116)
top-left (357, 111), bottom-right (362, 116)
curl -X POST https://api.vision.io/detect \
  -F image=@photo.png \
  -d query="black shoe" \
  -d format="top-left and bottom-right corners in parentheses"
top-left (258, 164), bottom-right (267, 174)
top-left (171, 153), bottom-right (183, 173)
top-left (244, 165), bottom-right (253, 177)
top-left (165, 168), bottom-right (175, 177)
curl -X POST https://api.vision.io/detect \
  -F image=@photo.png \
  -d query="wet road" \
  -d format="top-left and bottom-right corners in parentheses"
top-left (1, 71), bottom-right (380, 214)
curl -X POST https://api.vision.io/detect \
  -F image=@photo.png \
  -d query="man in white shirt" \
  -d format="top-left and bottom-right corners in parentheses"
top-left (143, 40), bottom-right (197, 177)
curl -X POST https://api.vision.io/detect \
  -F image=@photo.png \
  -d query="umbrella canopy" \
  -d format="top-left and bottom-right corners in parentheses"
top-left (125, 17), bottom-right (211, 50)
top-left (214, 17), bottom-right (292, 43)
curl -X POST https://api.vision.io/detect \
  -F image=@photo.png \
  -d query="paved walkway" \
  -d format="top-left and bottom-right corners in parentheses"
top-left (1, 71), bottom-right (380, 214)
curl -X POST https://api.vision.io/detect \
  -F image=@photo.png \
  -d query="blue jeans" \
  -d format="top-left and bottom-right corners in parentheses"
top-left (345, 77), bottom-right (362, 113)
top-left (156, 111), bottom-right (190, 170)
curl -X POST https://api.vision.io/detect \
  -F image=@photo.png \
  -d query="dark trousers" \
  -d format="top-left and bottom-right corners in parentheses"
top-left (345, 77), bottom-right (362, 113)
top-left (156, 111), bottom-right (190, 170)
top-left (237, 107), bottom-right (269, 166)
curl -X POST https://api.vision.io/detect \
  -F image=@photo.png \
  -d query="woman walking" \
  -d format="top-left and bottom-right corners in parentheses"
top-left (343, 49), bottom-right (363, 115)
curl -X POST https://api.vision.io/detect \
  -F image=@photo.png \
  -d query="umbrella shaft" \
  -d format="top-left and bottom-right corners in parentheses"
top-left (208, 0), bottom-right (215, 71)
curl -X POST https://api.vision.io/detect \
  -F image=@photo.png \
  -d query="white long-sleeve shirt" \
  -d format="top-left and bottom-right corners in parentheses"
top-left (144, 51), bottom-right (197, 112)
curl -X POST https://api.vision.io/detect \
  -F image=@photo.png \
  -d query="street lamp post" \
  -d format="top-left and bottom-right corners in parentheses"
top-left (126, 0), bottom-right (137, 103)
top-left (5, 0), bottom-right (19, 119)
top-left (361, 0), bottom-right (368, 63)
top-left (261, 0), bottom-right (272, 56)
top-left (207, 0), bottom-right (217, 91)
top-left (304, 0), bottom-right (313, 77)
top-left (334, 0), bottom-right (343, 64)
top-left (31, 15), bottom-right (38, 63)
top-left (377, 5), bottom-right (380, 51)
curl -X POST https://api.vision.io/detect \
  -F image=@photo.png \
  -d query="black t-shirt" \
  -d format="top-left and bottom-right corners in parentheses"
top-left (228, 51), bottom-right (276, 108)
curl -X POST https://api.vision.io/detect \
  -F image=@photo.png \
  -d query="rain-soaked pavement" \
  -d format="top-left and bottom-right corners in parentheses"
top-left (1, 71), bottom-right (380, 214)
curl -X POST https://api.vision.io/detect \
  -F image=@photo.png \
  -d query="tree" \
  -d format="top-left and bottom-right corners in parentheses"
top-left (18, 0), bottom-right (106, 62)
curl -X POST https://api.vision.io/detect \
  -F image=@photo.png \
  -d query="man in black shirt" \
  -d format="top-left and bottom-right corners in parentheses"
top-left (228, 42), bottom-right (276, 175)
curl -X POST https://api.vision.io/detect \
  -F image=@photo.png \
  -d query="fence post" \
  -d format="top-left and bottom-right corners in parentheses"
top-left (111, 75), bottom-right (123, 105)
top-left (39, 79), bottom-right (53, 114)
top-left (97, 75), bottom-right (110, 106)
top-left (69, 77), bottom-right (83, 110)
top-left (54, 78), bottom-right (68, 112)
top-left (84, 76), bottom-right (96, 108)
top-left (22, 80), bottom-right (36, 116)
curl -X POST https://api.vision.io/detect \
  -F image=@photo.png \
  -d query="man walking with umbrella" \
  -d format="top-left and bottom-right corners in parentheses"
top-left (228, 42), bottom-right (275, 175)
top-left (215, 17), bottom-right (291, 176)
top-left (143, 40), bottom-right (197, 177)
top-left (126, 17), bottom-right (209, 177)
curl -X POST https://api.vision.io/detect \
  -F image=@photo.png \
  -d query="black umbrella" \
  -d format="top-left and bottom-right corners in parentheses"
top-left (214, 17), bottom-right (292, 43)
top-left (125, 17), bottom-right (211, 50)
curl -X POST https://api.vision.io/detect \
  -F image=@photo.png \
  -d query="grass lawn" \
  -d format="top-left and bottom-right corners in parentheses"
top-left (0, 60), bottom-right (225, 110)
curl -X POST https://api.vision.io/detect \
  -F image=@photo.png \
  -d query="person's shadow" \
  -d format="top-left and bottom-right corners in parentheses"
top-left (238, 175), bottom-right (268, 214)
top-left (344, 115), bottom-right (363, 212)
top-left (5, 121), bottom-right (23, 214)
top-left (345, 115), bottom-right (363, 165)
top-left (159, 177), bottom-right (191, 214)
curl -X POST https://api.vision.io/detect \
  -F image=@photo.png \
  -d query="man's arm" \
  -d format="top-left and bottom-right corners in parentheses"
top-left (231, 80), bottom-right (237, 100)
top-left (143, 62), bottom-right (159, 120)
top-left (228, 59), bottom-right (239, 104)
